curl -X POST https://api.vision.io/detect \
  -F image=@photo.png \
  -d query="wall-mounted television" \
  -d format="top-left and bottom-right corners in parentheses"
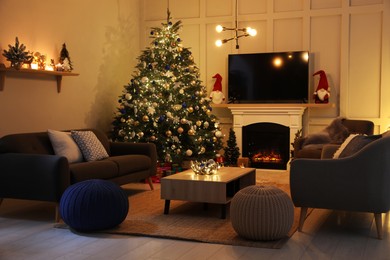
top-left (228, 51), bottom-right (309, 104)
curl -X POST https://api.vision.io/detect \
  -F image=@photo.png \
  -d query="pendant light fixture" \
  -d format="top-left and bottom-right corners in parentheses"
top-left (215, 0), bottom-right (257, 49)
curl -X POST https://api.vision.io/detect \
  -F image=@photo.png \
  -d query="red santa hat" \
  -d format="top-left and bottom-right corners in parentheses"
top-left (212, 73), bottom-right (223, 91)
top-left (313, 70), bottom-right (329, 91)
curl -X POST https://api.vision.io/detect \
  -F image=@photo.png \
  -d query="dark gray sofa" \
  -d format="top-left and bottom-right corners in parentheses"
top-left (0, 129), bottom-right (157, 220)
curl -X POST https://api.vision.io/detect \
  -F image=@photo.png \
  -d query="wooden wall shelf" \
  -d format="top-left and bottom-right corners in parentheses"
top-left (0, 64), bottom-right (79, 93)
top-left (211, 103), bottom-right (335, 108)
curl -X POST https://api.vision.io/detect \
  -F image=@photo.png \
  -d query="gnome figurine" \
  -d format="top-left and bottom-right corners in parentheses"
top-left (313, 70), bottom-right (330, 103)
top-left (210, 73), bottom-right (225, 104)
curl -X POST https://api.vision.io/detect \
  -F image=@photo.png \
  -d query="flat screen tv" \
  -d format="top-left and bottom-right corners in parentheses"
top-left (228, 51), bottom-right (309, 103)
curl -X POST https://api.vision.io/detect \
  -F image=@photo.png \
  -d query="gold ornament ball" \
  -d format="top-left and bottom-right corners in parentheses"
top-left (166, 130), bottom-right (172, 137)
top-left (188, 129), bottom-right (195, 135)
top-left (137, 132), bottom-right (144, 138)
top-left (150, 136), bottom-right (156, 141)
top-left (186, 149), bottom-right (193, 156)
top-left (177, 127), bottom-right (184, 134)
top-left (187, 107), bottom-right (194, 113)
top-left (213, 137), bottom-right (217, 142)
top-left (215, 131), bottom-right (222, 137)
top-left (134, 121), bottom-right (140, 126)
top-left (142, 115), bottom-right (149, 122)
top-left (196, 120), bottom-right (202, 127)
top-left (180, 118), bottom-right (187, 124)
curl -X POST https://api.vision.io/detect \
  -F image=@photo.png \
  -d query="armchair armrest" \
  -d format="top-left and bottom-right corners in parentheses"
top-left (0, 153), bottom-right (70, 202)
top-left (321, 144), bottom-right (340, 159)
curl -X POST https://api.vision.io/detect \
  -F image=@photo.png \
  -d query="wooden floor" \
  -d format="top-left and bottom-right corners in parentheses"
top-left (1, 170), bottom-right (390, 260)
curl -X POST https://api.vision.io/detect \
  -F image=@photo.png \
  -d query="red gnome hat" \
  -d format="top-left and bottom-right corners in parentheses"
top-left (212, 73), bottom-right (223, 91)
top-left (313, 70), bottom-right (330, 103)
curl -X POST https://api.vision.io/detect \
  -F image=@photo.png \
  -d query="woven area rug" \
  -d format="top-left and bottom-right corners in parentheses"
top-left (87, 181), bottom-right (310, 249)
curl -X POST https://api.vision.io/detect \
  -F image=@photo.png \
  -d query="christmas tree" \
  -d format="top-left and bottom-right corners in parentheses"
top-left (224, 128), bottom-right (240, 166)
top-left (111, 11), bottom-right (223, 164)
top-left (59, 43), bottom-right (73, 71)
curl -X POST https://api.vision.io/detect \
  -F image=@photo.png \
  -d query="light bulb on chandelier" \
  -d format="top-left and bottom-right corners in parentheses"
top-left (215, 0), bottom-right (257, 49)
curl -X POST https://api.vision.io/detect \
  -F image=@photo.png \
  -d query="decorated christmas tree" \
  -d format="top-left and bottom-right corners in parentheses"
top-left (223, 128), bottom-right (240, 166)
top-left (111, 11), bottom-right (224, 164)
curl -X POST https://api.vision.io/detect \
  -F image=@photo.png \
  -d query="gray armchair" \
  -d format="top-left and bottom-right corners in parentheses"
top-left (290, 133), bottom-right (390, 239)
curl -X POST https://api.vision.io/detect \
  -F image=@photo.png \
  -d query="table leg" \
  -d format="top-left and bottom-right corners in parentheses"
top-left (221, 204), bottom-right (226, 219)
top-left (164, 200), bottom-right (170, 214)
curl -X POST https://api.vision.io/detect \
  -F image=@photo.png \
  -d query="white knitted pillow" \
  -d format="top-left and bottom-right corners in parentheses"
top-left (71, 130), bottom-right (109, 161)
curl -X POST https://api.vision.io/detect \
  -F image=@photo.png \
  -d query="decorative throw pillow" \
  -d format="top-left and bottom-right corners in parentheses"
top-left (333, 134), bottom-right (359, 159)
top-left (71, 130), bottom-right (109, 161)
top-left (48, 129), bottom-right (83, 163)
top-left (333, 134), bottom-right (381, 159)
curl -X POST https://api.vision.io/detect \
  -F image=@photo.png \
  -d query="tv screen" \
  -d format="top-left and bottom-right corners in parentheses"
top-left (228, 51), bottom-right (309, 103)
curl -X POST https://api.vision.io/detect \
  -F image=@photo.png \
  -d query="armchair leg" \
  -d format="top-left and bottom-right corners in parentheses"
top-left (298, 207), bottom-right (308, 232)
top-left (374, 213), bottom-right (383, 240)
top-left (146, 177), bottom-right (154, 190)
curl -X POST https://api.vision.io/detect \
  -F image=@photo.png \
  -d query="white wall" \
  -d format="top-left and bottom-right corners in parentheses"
top-left (141, 0), bottom-right (390, 135)
top-left (0, 0), bottom-right (140, 136)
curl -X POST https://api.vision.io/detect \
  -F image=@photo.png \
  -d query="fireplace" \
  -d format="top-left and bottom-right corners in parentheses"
top-left (226, 105), bottom-right (307, 170)
top-left (242, 123), bottom-right (290, 170)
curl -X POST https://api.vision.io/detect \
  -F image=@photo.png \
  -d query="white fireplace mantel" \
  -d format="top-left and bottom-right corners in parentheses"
top-left (226, 105), bottom-right (307, 155)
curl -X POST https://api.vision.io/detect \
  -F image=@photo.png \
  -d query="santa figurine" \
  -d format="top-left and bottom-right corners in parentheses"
top-left (313, 70), bottom-right (330, 103)
top-left (210, 73), bottom-right (225, 104)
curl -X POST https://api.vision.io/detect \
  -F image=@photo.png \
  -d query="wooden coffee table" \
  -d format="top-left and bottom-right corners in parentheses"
top-left (160, 167), bottom-right (256, 219)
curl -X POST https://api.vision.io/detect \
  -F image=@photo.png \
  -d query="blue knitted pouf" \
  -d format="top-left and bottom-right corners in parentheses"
top-left (60, 179), bottom-right (129, 232)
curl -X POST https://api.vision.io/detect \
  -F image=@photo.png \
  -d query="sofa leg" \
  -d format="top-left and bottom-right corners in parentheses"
top-left (0, 198), bottom-right (3, 207)
top-left (374, 213), bottom-right (383, 240)
top-left (298, 207), bottom-right (308, 232)
top-left (55, 204), bottom-right (61, 223)
top-left (146, 177), bottom-right (154, 190)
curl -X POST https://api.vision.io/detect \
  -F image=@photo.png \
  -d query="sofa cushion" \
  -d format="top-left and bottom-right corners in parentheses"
top-left (107, 155), bottom-right (151, 176)
top-left (69, 160), bottom-right (119, 183)
top-left (71, 130), bottom-right (109, 161)
top-left (48, 129), bottom-right (83, 163)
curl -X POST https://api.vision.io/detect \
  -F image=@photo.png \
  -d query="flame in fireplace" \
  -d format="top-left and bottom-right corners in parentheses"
top-left (252, 150), bottom-right (282, 163)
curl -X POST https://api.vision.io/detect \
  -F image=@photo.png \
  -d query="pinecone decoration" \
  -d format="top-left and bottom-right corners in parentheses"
top-left (2, 37), bottom-right (32, 69)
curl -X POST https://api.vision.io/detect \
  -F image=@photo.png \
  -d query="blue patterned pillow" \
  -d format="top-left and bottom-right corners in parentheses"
top-left (71, 130), bottom-right (109, 161)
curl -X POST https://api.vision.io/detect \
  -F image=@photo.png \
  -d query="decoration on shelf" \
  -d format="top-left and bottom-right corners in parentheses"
top-left (224, 128), bottom-right (240, 166)
top-left (190, 159), bottom-right (221, 175)
top-left (210, 73), bottom-right (225, 104)
top-left (59, 43), bottom-right (73, 71)
top-left (215, 0), bottom-right (257, 49)
top-left (2, 37), bottom-right (33, 69)
top-left (33, 52), bottom-right (47, 70)
top-left (313, 70), bottom-right (330, 103)
top-left (111, 10), bottom-right (224, 165)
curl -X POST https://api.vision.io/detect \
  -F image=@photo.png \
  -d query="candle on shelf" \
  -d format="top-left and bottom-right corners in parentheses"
top-left (45, 65), bottom-right (54, 71)
top-left (31, 63), bottom-right (38, 70)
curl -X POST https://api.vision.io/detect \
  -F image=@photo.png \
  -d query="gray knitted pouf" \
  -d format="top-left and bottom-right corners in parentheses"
top-left (230, 185), bottom-right (294, 241)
